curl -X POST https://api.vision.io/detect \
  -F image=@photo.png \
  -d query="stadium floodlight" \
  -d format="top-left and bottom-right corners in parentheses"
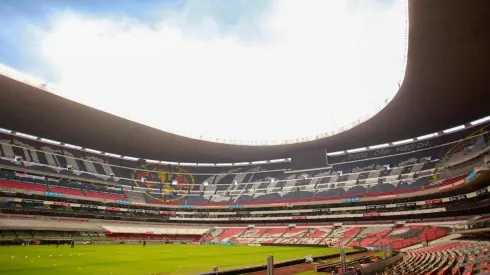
top-left (171, 180), bottom-right (178, 186)
top-left (369, 143), bottom-right (389, 150)
top-left (392, 138), bottom-right (413, 145)
top-left (443, 125), bottom-right (465, 134)
top-left (203, 181), bottom-right (208, 186)
top-left (0, 127), bottom-right (11, 134)
top-left (470, 116), bottom-right (490, 125)
top-left (417, 133), bottom-right (436, 140)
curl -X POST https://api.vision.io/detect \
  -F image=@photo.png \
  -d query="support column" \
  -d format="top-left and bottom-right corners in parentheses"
top-left (267, 255), bottom-right (274, 275)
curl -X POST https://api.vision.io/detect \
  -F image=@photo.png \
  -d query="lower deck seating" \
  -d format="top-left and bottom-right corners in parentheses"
top-left (204, 226), bottom-right (379, 247)
top-left (381, 241), bottom-right (490, 275)
top-left (0, 213), bottom-right (454, 250)
top-left (202, 226), bottom-right (451, 248)
top-left (105, 233), bottom-right (202, 243)
top-left (0, 230), bottom-right (111, 241)
top-left (372, 226), bottom-right (437, 249)
top-left (239, 228), bottom-right (268, 238)
top-left (216, 228), bottom-right (246, 242)
top-left (348, 226), bottom-right (448, 250)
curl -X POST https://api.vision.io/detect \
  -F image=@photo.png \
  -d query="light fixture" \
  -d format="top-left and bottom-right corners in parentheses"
top-left (172, 180), bottom-right (178, 186)
top-left (203, 181), bottom-right (208, 186)
top-left (233, 181), bottom-right (238, 185)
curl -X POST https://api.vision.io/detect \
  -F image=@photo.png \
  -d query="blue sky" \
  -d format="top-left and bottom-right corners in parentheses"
top-left (0, 0), bottom-right (408, 144)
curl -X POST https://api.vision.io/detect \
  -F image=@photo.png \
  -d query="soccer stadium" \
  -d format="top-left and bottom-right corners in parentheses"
top-left (0, 0), bottom-right (489, 274)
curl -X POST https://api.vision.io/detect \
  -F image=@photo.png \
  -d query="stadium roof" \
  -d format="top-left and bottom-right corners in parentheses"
top-left (0, 0), bottom-right (489, 164)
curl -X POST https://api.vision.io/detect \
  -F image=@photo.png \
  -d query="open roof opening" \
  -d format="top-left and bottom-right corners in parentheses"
top-left (0, 0), bottom-right (409, 145)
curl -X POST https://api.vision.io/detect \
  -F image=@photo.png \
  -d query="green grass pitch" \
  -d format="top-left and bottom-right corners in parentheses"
top-left (0, 244), bottom-right (350, 275)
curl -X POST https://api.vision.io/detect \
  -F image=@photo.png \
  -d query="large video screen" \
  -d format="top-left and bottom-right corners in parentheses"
top-left (290, 147), bottom-right (328, 170)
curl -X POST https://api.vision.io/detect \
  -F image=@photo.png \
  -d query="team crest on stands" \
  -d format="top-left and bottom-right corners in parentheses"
top-left (132, 165), bottom-right (195, 202)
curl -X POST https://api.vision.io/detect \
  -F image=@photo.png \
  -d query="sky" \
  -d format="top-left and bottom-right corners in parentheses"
top-left (0, 0), bottom-right (408, 145)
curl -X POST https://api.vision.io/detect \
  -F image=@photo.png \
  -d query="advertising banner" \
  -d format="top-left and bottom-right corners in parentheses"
top-left (425, 199), bottom-right (442, 205)
top-left (53, 202), bottom-right (71, 207)
top-left (342, 198), bottom-right (361, 203)
top-left (44, 192), bottom-right (64, 197)
top-left (363, 213), bottom-right (380, 217)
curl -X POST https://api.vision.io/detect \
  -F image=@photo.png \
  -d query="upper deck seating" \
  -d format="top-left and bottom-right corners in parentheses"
top-left (0, 123), bottom-right (488, 206)
top-left (0, 180), bottom-right (47, 192)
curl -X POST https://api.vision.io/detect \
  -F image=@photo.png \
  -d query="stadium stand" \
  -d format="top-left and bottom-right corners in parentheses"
top-left (0, 118), bottom-right (488, 275)
top-left (0, 123), bottom-right (487, 208)
top-left (0, 0), bottom-right (489, 272)
top-left (381, 241), bottom-right (490, 275)
top-left (0, 212), bottom-right (457, 249)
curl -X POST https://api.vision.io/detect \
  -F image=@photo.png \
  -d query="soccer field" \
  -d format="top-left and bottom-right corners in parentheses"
top-left (0, 244), bottom-right (349, 275)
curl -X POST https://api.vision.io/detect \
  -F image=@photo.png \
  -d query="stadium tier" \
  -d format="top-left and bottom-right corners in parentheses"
top-left (0, 119), bottom-right (489, 275)
top-left (381, 241), bottom-right (490, 275)
top-left (0, 122), bottom-right (488, 209)
top-left (0, 121), bottom-right (489, 226)
top-left (0, 214), bottom-right (453, 250)
top-left (1, 0), bottom-right (490, 273)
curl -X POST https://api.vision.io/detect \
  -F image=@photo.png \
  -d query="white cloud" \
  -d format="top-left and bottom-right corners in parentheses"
top-left (32, 0), bottom-right (407, 144)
